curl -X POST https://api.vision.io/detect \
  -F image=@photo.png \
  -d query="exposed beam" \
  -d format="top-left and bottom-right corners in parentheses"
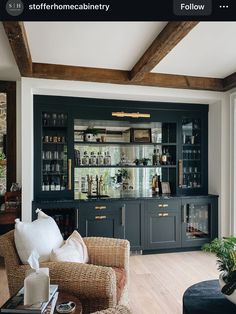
top-left (3, 22), bottom-right (32, 76)
top-left (33, 63), bottom-right (129, 83)
top-left (32, 63), bottom-right (224, 92)
top-left (130, 21), bottom-right (199, 81)
top-left (223, 72), bottom-right (236, 91)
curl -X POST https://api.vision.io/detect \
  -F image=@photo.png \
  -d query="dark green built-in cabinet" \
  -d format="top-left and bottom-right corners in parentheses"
top-left (33, 95), bottom-right (218, 252)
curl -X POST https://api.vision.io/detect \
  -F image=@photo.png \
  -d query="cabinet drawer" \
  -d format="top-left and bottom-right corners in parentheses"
top-left (146, 199), bottom-right (180, 211)
top-left (79, 202), bottom-right (120, 212)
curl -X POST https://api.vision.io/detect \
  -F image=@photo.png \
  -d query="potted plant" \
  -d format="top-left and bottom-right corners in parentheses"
top-left (113, 169), bottom-right (130, 183)
top-left (141, 158), bottom-right (150, 166)
top-left (202, 237), bottom-right (236, 304)
top-left (83, 128), bottom-right (98, 142)
top-left (134, 158), bottom-right (141, 166)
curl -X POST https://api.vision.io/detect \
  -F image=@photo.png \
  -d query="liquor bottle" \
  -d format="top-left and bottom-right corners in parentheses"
top-left (161, 148), bottom-right (167, 165)
top-left (55, 162), bottom-right (60, 172)
top-left (155, 175), bottom-right (159, 194)
top-left (104, 151), bottom-right (111, 165)
top-left (42, 179), bottom-right (45, 191)
top-left (82, 151), bottom-right (89, 165)
top-left (45, 176), bottom-right (50, 191)
top-left (97, 152), bottom-right (104, 165)
top-left (152, 147), bottom-right (160, 166)
top-left (74, 150), bottom-right (80, 166)
top-left (166, 148), bottom-right (171, 165)
top-left (89, 152), bottom-right (97, 165)
top-left (50, 177), bottom-right (55, 191)
top-left (55, 176), bottom-right (61, 190)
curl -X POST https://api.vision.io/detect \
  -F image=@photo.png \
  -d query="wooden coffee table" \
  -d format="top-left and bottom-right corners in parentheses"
top-left (54, 292), bottom-right (82, 314)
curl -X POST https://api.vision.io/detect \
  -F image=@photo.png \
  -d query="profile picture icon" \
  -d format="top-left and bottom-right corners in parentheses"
top-left (6, 0), bottom-right (24, 16)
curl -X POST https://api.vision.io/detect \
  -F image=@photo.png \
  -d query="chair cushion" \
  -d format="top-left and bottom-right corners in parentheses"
top-left (14, 209), bottom-right (64, 264)
top-left (50, 230), bottom-right (89, 263)
top-left (112, 267), bottom-right (126, 303)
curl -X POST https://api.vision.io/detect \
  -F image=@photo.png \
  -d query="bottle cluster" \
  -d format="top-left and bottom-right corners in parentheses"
top-left (42, 112), bottom-right (67, 127)
top-left (152, 146), bottom-right (172, 166)
top-left (74, 150), bottom-right (111, 166)
top-left (42, 175), bottom-right (66, 191)
top-left (183, 149), bottom-right (201, 160)
top-left (151, 174), bottom-right (161, 195)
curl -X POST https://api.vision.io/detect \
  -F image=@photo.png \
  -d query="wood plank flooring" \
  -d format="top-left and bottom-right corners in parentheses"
top-left (129, 251), bottom-right (218, 314)
top-left (0, 252), bottom-right (218, 313)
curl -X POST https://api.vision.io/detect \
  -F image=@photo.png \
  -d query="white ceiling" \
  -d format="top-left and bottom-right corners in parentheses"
top-left (1, 21), bottom-right (236, 82)
top-left (0, 23), bottom-right (20, 81)
top-left (152, 22), bottom-right (236, 78)
top-left (24, 22), bottom-right (167, 70)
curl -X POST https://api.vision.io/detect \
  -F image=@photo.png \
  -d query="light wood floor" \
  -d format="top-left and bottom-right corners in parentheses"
top-left (0, 252), bottom-right (218, 313)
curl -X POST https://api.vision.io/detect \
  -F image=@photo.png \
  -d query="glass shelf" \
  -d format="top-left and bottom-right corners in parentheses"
top-left (41, 111), bottom-right (69, 193)
top-left (74, 141), bottom-right (176, 146)
top-left (74, 165), bottom-right (177, 168)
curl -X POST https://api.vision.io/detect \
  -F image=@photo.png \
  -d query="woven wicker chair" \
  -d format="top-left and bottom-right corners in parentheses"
top-left (0, 230), bottom-right (130, 314)
top-left (92, 305), bottom-right (132, 313)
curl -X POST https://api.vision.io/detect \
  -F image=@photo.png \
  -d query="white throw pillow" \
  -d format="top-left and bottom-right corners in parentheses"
top-left (50, 230), bottom-right (89, 263)
top-left (14, 209), bottom-right (64, 264)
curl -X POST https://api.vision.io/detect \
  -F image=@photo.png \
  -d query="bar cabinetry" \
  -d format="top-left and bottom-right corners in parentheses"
top-left (33, 96), bottom-right (217, 252)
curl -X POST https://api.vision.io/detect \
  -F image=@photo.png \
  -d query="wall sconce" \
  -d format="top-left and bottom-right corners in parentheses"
top-left (112, 112), bottom-right (150, 118)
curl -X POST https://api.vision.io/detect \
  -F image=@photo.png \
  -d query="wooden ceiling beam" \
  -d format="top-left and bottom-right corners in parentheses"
top-left (32, 63), bottom-right (129, 83)
top-left (223, 72), bottom-right (236, 91)
top-left (130, 21), bottom-right (199, 81)
top-left (3, 22), bottom-right (32, 76)
top-left (32, 63), bottom-right (224, 92)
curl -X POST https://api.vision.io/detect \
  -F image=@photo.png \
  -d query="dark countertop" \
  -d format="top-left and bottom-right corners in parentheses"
top-left (33, 190), bottom-right (218, 205)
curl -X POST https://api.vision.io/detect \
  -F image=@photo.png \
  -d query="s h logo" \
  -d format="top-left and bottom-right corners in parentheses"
top-left (6, 0), bottom-right (24, 16)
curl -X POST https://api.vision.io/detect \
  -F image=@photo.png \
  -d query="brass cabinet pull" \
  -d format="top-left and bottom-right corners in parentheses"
top-left (158, 204), bottom-right (168, 208)
top-left (158, 212), bottom-right (169, 217)
top-left (95, 215), bottom-right (107, 220)
top-left (179, 159), bottom-right (183, 187)
top-left (68, 159), bottom-right (72, 190)
top-left (121, 204), bottom-right (126, 226)
top-left (95, 206), bottom-right (107, 210)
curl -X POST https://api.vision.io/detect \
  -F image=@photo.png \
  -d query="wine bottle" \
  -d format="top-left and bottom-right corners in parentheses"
top-left (152, 147), bottom-right (160, 166)
top-left (161, 148), bottom-right (167, 165)
top-left (45, 176), bottom-right (50, 191)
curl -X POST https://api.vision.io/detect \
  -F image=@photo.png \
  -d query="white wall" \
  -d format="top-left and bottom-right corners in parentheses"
top-left (229, 89), bottom-right (236, 236)
top-left (18, 77), bottom-right (229, 236)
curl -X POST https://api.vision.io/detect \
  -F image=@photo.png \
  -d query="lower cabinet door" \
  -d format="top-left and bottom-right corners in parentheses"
top-left (78, 202), bottom-right (125, 239)
top-left (144, 209), bottom-right (181, 249)
top-left (124, 201), bottom-right (142, 250)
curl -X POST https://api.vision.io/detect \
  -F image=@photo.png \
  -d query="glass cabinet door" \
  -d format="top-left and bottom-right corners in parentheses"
top-left (183, 203), bottom-right (209, 239)
top-left (181, 200), bottom-right (214, 247)
top-left (179, 118), bottom-right (202, 192)
top-left (41, 112), bottom-right (69, 193)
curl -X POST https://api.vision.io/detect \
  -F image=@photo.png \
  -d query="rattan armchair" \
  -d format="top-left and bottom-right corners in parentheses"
top-left (0, 230), bottom-right (130, 314)
top-left (92, 305), bottom-right (132, 314)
